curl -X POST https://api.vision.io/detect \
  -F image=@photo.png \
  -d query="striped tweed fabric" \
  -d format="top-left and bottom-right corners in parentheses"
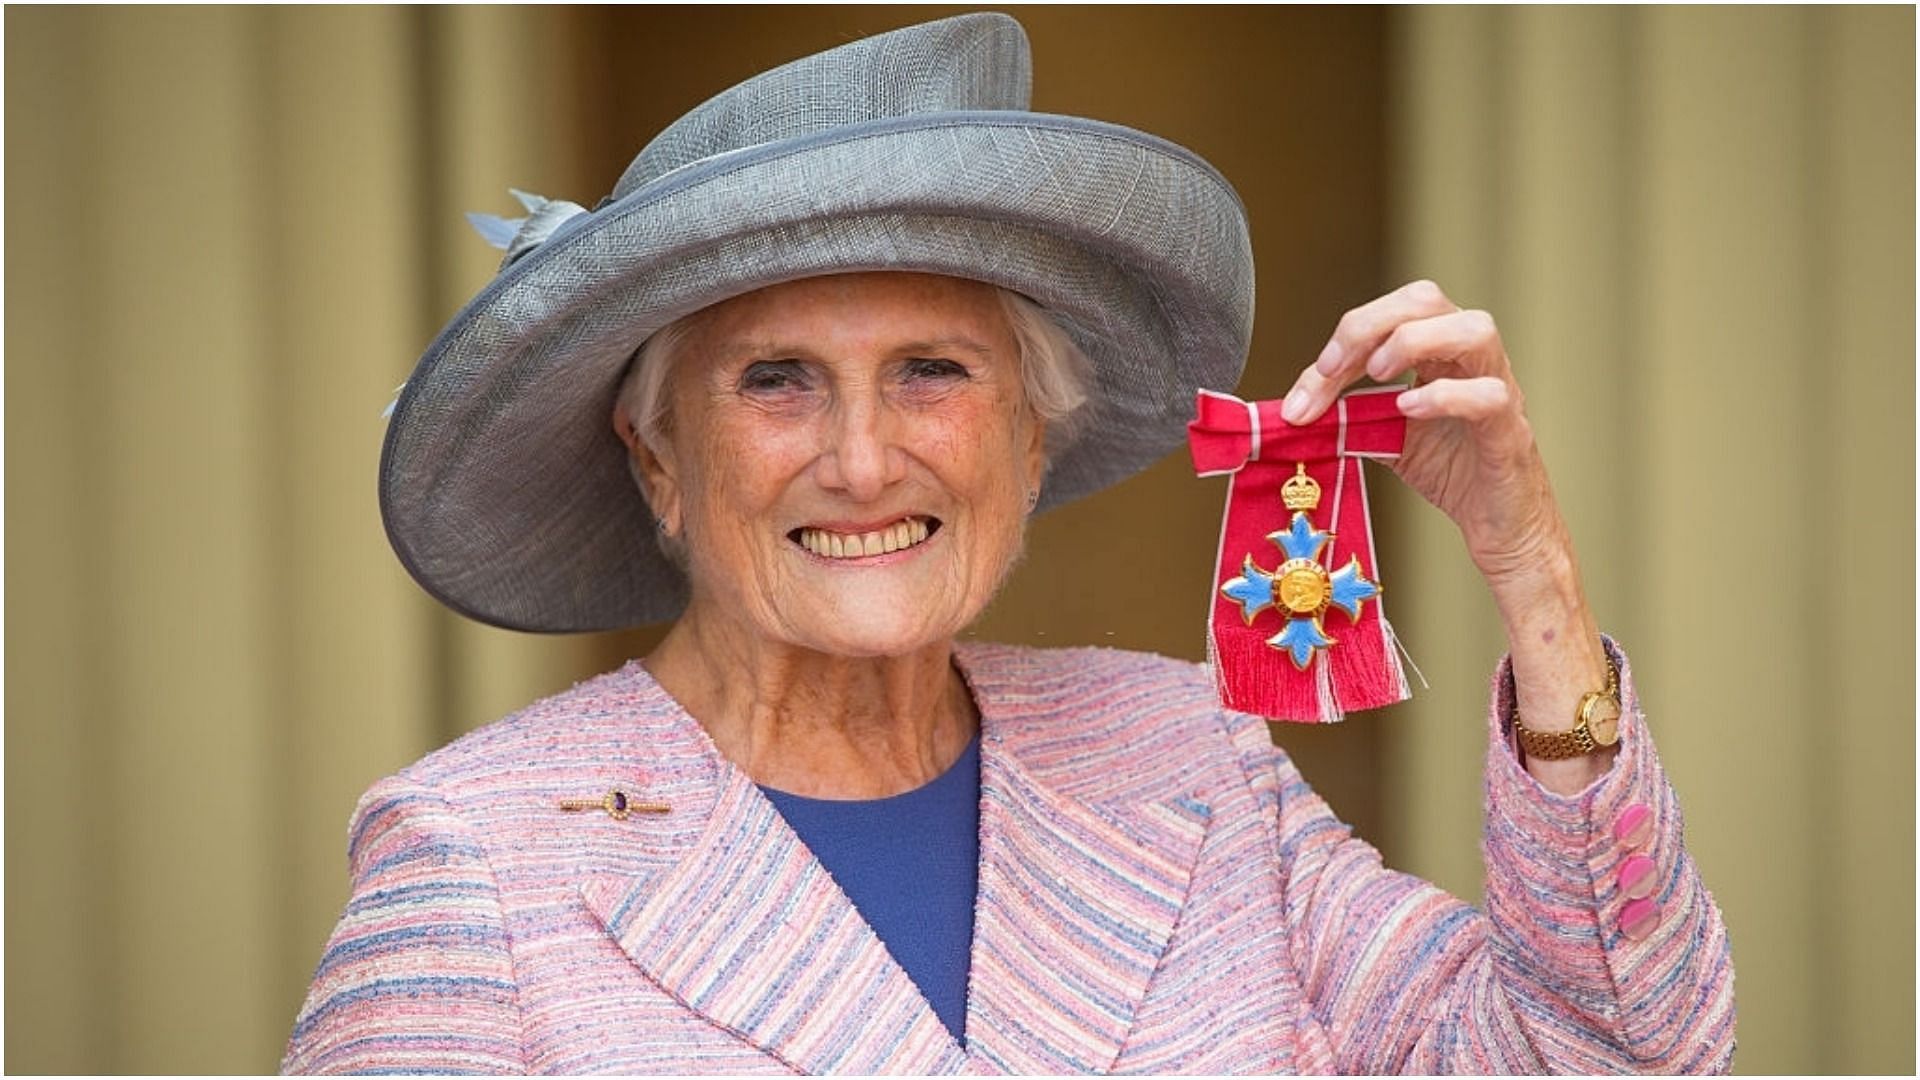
top-left (282, 641), bottom-right (1734, 1074)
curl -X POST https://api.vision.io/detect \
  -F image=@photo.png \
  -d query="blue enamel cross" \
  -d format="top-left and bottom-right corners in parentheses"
top-left (1220, 507), bottom-right (1380, 670)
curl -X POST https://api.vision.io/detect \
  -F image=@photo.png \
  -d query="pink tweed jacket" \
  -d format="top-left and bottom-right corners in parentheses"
top-left (283, 642), bottom-right (1734, 1074)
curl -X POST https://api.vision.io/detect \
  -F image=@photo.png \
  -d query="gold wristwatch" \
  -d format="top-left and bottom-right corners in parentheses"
top-left (1514, 655), bottom-right (1622, 759)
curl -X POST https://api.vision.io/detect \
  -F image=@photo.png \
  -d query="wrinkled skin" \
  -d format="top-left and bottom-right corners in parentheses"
top-left (617, 272), bottom-right (1043, 797)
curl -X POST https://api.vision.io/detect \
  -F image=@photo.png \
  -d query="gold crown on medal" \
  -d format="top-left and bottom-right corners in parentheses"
top-left (1281, 463), bottom-right (1322, 513)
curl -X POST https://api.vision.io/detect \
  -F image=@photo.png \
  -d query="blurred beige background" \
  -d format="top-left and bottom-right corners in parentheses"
top-left (6, 5), bottom-right (1911, 1074)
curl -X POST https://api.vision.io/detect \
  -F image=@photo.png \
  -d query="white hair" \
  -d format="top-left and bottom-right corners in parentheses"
top-left (615, 284), bottom-right (1092, 470)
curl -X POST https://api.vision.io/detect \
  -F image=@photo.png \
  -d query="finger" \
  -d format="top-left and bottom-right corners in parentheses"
top-left (1366, 308), bottom-right (1504, 385)
top-left (1280, 362), bottom-right (1343, 425)
top-left (1314, 280), bottom-right (1462, 378)
top-left (1289, 280), bottom-right (1459, 423)
top-left (1395, 375), bottom-right (1515, 423)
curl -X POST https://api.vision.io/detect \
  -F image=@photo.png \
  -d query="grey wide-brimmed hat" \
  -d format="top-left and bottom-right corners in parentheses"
top-left (381, 11), bottom-right (1253, 632)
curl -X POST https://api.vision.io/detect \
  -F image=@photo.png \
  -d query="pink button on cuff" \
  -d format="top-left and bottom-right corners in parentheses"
top-left (1613, 803), bottom-right (1653, 849)
top-left (1620, 897), bottom-right (1660, 941)
top-left (1618, 854), bottom-right (1657, 899)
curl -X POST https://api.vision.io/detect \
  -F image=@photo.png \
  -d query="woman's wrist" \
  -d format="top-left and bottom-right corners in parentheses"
top-left (1485, 533), bottom-right (1586, 636)
top-left (1489, 537), bottom-right (1620, 795)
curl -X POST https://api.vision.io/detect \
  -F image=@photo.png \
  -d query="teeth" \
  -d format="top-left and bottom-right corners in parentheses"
top-left (799, 518), bottom-right (934, 560)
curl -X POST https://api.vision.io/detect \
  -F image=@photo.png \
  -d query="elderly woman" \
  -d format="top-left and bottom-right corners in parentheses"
top-left (285, 13), bottom-right (1733, 1075)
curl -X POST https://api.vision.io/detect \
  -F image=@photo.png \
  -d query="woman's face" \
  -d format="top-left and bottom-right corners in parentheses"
top-left (632, 272), bottom-right (1046, 658)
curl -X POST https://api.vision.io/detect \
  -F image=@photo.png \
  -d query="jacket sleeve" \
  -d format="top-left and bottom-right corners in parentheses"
top-left (1219, 638), bottom-right (1735, 1074)
top-left (282, 775), bottom-right (528, 1075)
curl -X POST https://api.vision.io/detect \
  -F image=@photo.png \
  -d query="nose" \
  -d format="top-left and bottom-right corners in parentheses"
top-left (815, 388), bottom-right (905, 501)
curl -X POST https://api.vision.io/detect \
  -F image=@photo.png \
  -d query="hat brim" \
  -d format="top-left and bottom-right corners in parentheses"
top-left (381, 111), bottom-right (1253, 632)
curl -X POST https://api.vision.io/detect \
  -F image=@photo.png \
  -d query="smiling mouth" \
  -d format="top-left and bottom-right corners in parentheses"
top-left (789, 516), bottom-right (941, 559)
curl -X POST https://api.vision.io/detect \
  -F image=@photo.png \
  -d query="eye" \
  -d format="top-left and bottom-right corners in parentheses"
top-left (738, 359), bottom-right (810, 393)
top-left (901, 357), bottom-right (970, 383)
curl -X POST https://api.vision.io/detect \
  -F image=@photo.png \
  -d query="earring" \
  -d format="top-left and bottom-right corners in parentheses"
top-left (1026, 486), bottom-right (1040, 511)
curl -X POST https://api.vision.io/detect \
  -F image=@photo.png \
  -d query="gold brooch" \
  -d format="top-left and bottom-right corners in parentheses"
top-left (558, 788), bottom-right (670, 820)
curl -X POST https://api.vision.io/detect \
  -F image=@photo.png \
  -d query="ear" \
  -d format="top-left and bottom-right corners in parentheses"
top-left (1021, 410), bottom-right (1048, 506)
top-left (612, 404), bottom-right (683, 536)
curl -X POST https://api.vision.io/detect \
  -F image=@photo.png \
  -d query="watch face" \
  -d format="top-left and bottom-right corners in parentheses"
top-left (1588, 696), bottom-right (1623, 746)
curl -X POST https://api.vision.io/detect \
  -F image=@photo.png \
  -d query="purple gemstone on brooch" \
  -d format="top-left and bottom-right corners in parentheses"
top-left (610, 790), bottom-right (629, 813)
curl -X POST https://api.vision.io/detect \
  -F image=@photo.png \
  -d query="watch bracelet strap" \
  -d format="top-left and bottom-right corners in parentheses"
top-left (1513, 650), bottom-right (1620, 760)
top-left (1515, 722), bottom-right (1598, 760)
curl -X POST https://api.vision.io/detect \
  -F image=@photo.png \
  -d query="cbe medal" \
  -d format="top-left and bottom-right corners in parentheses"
top-left (1188, 387), bottom-right (1412, 723)
top-left (1220, 464), bottom-right (1380, 669)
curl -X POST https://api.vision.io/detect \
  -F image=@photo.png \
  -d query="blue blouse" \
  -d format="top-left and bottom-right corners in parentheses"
top-left (761, 734), bottom-right (982, 1042)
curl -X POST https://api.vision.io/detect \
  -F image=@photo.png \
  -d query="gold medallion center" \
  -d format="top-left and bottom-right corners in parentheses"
top-left (1278, 560), bottom-right (1330, 615)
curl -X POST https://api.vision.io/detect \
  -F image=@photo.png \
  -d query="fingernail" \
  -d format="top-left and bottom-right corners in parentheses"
top-left (1282, 388), bottom-right (1308, 423)
top-left (1314, 342), bottom-right (1342, 374)
top-left (1395, 388), bottom-right (1422, 416)
top-left (1366, 352), bottom-right (1390, 380)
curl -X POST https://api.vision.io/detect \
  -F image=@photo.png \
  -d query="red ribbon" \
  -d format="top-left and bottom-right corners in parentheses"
top-left (1188, 387), bottom-right (1411, 722)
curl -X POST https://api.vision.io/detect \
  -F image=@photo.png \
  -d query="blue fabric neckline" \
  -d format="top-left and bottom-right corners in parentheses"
top-left (760, 733), bottom-right (982, 1043)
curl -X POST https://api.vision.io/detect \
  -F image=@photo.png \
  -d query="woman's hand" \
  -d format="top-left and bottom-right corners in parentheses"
top-left (1278, 280), bottom-right (1563, 588)
top-left (1280, 280), bottom-right (1616, 793)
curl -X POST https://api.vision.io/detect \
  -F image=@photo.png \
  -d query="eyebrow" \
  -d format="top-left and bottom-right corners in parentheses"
top-left (719, 335), bottom-right (999, 360)
top-left (892, 336), bottom-right (996, 358)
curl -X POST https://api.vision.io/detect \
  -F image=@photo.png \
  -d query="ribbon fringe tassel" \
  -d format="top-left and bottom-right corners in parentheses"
top-left (1207, 608), bottom-right (1412, 724)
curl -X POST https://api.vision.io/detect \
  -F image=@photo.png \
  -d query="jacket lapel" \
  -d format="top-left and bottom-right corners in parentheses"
top-left (574, 657), bottom-right (1210, 1075)
top-left (962, 731), bottom-right (1212, 1074)
top-left (578, 740), bottom-right (966, 1075)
